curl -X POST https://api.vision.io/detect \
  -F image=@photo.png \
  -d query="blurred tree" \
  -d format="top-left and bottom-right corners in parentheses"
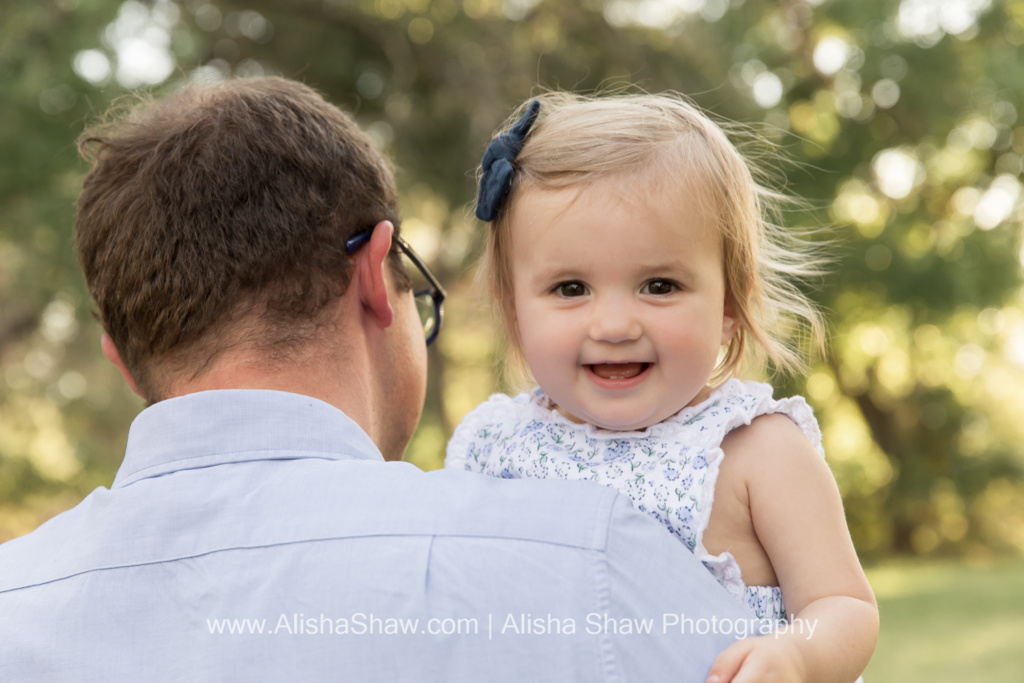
top-left (2, 0), bottom-right (1023, 558)
top-left (0, 0), bottom-right (150, 539)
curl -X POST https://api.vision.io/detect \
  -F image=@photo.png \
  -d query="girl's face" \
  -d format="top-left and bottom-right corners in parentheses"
top-left (508, 177), bottom-right (738, 431)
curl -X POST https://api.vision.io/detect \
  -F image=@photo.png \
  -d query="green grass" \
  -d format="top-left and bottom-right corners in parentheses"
top-left (863, 558), bottom-right (1024, 682)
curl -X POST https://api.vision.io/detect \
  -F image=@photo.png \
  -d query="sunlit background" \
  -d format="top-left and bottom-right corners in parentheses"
top-left (2, 0), bottom-right (1024, 678)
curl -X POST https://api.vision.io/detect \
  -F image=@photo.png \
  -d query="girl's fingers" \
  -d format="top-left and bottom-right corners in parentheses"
top-left (705, 639), bottom-right (755, 683)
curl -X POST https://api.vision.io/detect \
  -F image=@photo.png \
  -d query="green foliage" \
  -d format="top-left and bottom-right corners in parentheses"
top-left (2, 0), bottom-right (1023, 559)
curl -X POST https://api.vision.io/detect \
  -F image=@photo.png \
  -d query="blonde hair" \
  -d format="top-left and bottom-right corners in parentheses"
top-left (479, 91), bottom-right (826, 388)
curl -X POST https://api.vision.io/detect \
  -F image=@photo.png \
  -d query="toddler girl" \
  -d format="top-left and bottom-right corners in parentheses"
top-left (446, 92), bottom-right (878, 682)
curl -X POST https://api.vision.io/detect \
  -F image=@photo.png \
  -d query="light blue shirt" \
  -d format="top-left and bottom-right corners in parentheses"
top-left (0, 390), bottom-right (755, 682)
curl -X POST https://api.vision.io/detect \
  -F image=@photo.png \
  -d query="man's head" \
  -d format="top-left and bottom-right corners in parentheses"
top-left (76, 77), bottom-right (412, 402)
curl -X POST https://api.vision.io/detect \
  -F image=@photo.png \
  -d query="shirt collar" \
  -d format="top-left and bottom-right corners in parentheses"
top-left (113, 389), bottom-right (384, 488)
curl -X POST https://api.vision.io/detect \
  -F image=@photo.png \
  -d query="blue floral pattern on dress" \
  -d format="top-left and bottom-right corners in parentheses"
top-left (446, 379), bottom-right (824, 627)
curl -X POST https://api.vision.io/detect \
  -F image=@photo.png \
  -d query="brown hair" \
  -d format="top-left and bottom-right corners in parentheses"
top-left (479, 91), bottom-right (827, 387)
top-left (76, 77), bottom-right (407, 401)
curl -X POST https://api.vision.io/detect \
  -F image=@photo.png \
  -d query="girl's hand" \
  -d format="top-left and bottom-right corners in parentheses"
top-left (706, 635), bottom-right (806, 683)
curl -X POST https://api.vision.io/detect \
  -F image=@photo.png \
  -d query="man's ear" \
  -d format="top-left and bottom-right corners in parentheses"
top-left (101, 333), bottom-right (145, 398)
top-left (355, 220), bottom-right (395, 329)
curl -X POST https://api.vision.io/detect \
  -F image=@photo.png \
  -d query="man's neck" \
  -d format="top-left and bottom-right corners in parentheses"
top-left (164, 343), bottom-right (380, 454)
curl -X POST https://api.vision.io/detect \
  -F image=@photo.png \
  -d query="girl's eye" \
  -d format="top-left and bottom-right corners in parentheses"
top-left (555, 282), bottom-right (588, 297)
top-left (643, 280), bottom-right (677, 296)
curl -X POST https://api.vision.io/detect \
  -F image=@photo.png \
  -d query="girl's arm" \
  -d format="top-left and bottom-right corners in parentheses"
top-left (705, 413), bottom-right (879, 683)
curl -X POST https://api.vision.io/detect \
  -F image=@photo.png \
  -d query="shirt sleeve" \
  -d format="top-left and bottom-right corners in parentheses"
top-left (599, 494), bottom-right (757, 680)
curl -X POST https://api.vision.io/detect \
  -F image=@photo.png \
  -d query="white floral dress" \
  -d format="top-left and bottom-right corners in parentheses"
top-left (445, 378), bottom-right (825, 625)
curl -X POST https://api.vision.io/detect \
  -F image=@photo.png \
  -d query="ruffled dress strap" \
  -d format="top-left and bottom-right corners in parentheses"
top-left (690, 379), bottom-right (824, 623)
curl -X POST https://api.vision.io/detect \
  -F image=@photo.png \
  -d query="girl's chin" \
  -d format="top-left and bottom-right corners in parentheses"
top-left (554, 404), bottom-right (663, 433)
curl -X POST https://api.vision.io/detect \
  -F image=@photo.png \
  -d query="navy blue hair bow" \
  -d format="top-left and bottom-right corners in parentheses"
top-left (475, 99), bottom-right (541, 222)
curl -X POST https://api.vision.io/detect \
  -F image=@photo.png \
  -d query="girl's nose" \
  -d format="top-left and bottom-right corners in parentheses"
top-left (589, 296), bottom-right (642, 343)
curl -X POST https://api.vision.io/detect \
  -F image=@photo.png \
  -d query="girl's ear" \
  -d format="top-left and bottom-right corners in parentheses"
top-left (496, 281), bottom-right (520, 343)
top-left (721, 293), bottom-right (741, 345)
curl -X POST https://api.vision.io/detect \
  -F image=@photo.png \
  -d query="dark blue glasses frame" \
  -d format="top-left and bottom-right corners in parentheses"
top-left (345, 228), bottom-right (446, 346)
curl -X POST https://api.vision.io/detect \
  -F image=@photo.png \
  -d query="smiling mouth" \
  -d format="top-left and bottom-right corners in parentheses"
top-left (588, 362), bottom-right (650, 380)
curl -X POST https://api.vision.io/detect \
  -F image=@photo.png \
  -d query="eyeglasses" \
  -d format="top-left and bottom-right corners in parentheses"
top-left (345, 228), bottom-right (446, 346)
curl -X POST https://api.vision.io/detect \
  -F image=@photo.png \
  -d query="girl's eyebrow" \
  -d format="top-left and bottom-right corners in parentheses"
top-left (529, 263), bottom-right (593, 282)
top-left (528, 261), bottom-right (698, 286)
top-left (630, 260), bottom-right (696, 279)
